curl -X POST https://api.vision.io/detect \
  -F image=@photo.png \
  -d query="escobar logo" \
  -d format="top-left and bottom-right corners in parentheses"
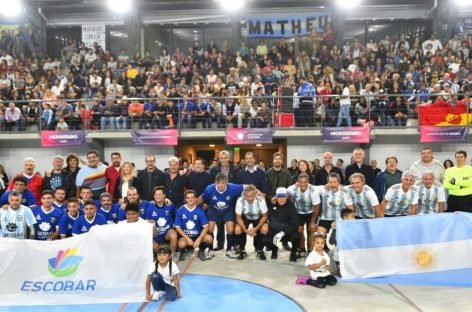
top-left (20, 248), bottom-right (96, 292)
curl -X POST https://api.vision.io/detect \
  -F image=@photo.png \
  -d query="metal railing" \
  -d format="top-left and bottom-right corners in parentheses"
top-left (0, 93), bottom-right (470, 134)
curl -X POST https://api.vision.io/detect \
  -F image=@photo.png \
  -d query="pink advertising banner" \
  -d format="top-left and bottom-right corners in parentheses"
top-left (131, 129), bottom-right (178, 145)
top-left (420, 126), bottom-right (468, 143)
top-left (226, 128), bottom-right (273, 145)
top-left (41, 131), bottom-right (86, 147)
top-left (322, 127), bottom-right (370, 143)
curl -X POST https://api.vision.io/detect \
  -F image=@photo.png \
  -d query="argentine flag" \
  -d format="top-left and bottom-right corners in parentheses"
top-left (338, 212), bottom-right (472, 287)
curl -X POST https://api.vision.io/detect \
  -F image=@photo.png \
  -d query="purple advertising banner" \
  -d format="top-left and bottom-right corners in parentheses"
top-left (420, 126), bottom-right (468, 143)
top-left (41, 130), bottom-right (86, 147)
top-left (227, 128), bottom-right (273, 144)
top-left (322, 127), bottom-right (370, 143)
top-left (132, 129), bottom-right (178, 145)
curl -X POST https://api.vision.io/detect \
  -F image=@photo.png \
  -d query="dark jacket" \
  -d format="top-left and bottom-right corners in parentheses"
top-left (164, 172), bottom-right (189, 208)
top-left (236, 167), bottom-right (269, 194)
top-left (314, 166), bottom-right (345, 186)
top-left (345, 163), bottom-right (375, 187)
top-left (114, 176), bottom-right (142, 200)
top-left (43, 169), bottom-right (76, 199)
top-left (188, 171), bottom-right (213, 196)
top-left (137, 167), bottom-right (164, 201)
top-left (374, 169), bottom-right (403, 202)
top-left (266, 167), bottom-right (292, 197)
top-left (267, 199), bottom-right (299, 234)
top-left (209, 163), bottom-right (239, 183)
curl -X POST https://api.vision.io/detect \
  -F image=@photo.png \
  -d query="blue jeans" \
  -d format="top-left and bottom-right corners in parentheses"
top-left (101, 117), bottom-right (116, 130)
top-left (151, 272), bottom-right (177, 302)
top-left (336, 105), bottom-right (351, 127)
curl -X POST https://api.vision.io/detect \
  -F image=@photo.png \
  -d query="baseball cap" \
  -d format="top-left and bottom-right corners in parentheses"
top-left (275, 187), bottom-right (288, 197)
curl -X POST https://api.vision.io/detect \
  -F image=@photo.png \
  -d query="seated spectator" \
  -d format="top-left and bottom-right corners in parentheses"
top-left (56, 116), bottom-right (69, 131)
top-left (255, 102), bottom-right (271, 128)
top-left (387, 96), bottom-right (408, 127)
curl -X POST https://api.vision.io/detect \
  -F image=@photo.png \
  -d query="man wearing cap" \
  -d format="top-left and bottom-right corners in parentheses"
top-left (43, 155), bottom-right (75, 200)
top-left (264, 187), bottom-right (300, 262)
top-left (298, 76), bottom-right (316, 127)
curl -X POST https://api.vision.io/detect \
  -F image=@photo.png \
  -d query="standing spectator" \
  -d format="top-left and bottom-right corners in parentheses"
top-left (409, 147), bottom-right (445, 184)
top-left (266, 152), bottom-right (292, 197)
top-left (43, 155), bottom-right (75, 200)
top-left (298, 76), bottom-right (315, 127)
top-left (188, 158), bottom-right (212, 197)
top-left (336, 85), bottom-right (353, 127)
top-left (314, 152), bottom-right (345, 186)
top-left (64, 153), bottom-right (82, 194)
top-left (344, 148), bottom-right (375, 188)
top-left (105, 152), bottom-right (122, 201)
top-left (137, 155), bottom-right (164, 201)
top-left (288, 159), bottom-right (299, 182)
top-left (371, 160), bottom-right (381, 176)
top-left (164, 157), bottom-right (189, 209)
top-left (236, 151), bottom-right (269, 195)
top-left (114, 161), bottom-right (142, 203)
top-left (8, 157), bottom-right (44, 205)
top-left (75, 150), bottom-right (108, 200)
top-left (374, 156), bottom-right (403, 202)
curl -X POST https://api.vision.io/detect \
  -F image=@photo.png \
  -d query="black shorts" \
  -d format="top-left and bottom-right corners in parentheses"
top-left (384, 214), bottom-right (406, 217)
top-left (242, 216), bottom-right (261, 229)
top-left (298, 213), bottom-right (313, 227)
top-left (317, 219), bottom-right (334, 231)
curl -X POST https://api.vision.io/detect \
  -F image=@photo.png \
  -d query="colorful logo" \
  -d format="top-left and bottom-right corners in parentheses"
top-left (48, 248), bottom-right (83, 277)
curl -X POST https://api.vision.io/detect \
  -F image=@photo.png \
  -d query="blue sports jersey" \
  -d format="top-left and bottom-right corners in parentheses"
top-left (0, 205), bottom-right (37, 239)
top-left (59, 212), bottom-right (81, 238)
top-left (146, 202), bottom-right (176, 242)
top-left (117, 200), bottom-right (150, 221)
top-left (72, 214), bottom-right (107, 235)
top-left (174, 205), bottom-right (208, 239)
top-left (79, 199), bottom-right (101, 211)
top-left (0, 189), bottom-right (36, 207)
top-left (53, 202), bottom-right (68, 213)
top-left (31, 206), bottom-right (64, 240)
top-left (201, 183), bottom-right (244, 212)
top-left (97, 203), bottom-right (121, 224)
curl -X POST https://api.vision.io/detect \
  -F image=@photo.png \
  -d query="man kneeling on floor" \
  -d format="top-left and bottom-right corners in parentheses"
top-left (146, 246), bottom-right (181, 302)
top-left (264, 187), bottom-right (300, 262)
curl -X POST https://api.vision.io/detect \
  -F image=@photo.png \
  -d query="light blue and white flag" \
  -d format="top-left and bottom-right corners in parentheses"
top-left (338, 212), bottom-right (472, 287)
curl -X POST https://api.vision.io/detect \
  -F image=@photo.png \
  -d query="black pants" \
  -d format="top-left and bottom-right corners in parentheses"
top-left (307, 275), bottom-right (337, 288)
top-left (238, 217), bottom-right (264, 251)
top-left (447, 195), bottom-right (472, 213)
top-left (216, 220), bottom-right (225, 248)
top-left (264, 229), bottom-right (300, 253)
top-left (300, 100), bottom-right (314, 127)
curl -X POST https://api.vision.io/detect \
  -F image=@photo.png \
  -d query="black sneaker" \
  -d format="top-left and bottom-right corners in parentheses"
top-left (282, 243), bottom-right (291, 251)
top-left (198, 248), bottom-right (207, 261)
top-left (178, 251), bottom-right (186, 262)
top-left (271, 247), bottom-right (278, 259)
top-left (237, 250), bottom-right (247, 260)
top-left (257, 250), bottom-right (266, 260)
top-left (214, 245), bottom-right (224, 251)
top-left (290, 252), bottom-right (297, 262)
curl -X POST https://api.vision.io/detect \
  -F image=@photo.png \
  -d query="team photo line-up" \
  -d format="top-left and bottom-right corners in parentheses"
top-left (1, 146), bottom-right (472, 297)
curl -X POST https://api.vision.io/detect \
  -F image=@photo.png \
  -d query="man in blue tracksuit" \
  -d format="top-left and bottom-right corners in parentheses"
top-left (298, 76), bottom-right (316, 127)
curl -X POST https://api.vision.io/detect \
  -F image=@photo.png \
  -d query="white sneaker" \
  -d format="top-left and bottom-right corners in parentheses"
top-left (205, 247), bottom-right (214, 259)
top-left (151, 292), bottom-right (160, 301)
top-left (226, 250), bottom-right (238, 258)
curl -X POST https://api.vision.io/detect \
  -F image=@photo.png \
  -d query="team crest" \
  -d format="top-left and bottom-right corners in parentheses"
top-left (193, 215), bottom-right (198, 220)
top-left (166, 211), bottom-right (170, 215)
top-left (17, 215), bottom-right (23, 222)
top-left (51, 217), bottom-right (56, 223)
top-left (226, 196), bottom-right (231, 201)
top-left (112, 213), bottom-right (117, 218)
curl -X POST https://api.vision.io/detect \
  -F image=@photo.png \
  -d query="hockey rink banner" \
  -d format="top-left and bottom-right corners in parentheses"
top-left (0, 223), bottom-right (153, 306)
top-left (41, 131), bottom-right (86, 147)
top-left (132, 129), bottom-right (178, 145)
top-left (420, 126), bottom-right (468, 143)
top-left (247, 13), bottom-right (331, 37)
top-left (227, 128), bottom-right (273, 144)
top-left (322, 127), bottom-right (370, 143)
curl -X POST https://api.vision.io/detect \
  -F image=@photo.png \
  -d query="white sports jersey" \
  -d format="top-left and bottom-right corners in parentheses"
top-left (317, 186), bottom-right (353, 220)
top-left (347, 185), bottom-right (379, 218)
top-left (235, 196), bottom-right (268, 220)
top-left (287, 184), bottom-right (321, 215)
top-left (0, 205), bottom-right (37, 239)
top-left (416, 182), bottom-right (445, 215)
top-left (384, 183), bottom-right (419, 216)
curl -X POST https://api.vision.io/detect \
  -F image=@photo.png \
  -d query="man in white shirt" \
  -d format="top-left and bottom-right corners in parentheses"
top-left (422, 34), bottom-right (443, 55)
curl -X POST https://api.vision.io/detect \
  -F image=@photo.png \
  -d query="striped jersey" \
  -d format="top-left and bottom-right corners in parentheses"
top-left (384, 183), bottom-right (419, 216)
top-left (235, 195), bottom-right (268, 220)
top-left (0, 205), bottom-right (37, 239)
top-left (317, 186), bottom-right (353, 220)
top-left (287, 184), bottom-right (321, 215)
top-left (347, 185), bottom-right (379, 218)
top-left (75, 164), bottom-right (108, 199)
top-left (416, 182), bottom-right (445, 215)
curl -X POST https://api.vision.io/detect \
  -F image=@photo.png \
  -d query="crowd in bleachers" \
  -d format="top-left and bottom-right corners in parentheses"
top-left (0, 26), bottom-right (471, 131)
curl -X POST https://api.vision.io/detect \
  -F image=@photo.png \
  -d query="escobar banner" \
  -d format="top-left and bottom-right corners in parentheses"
top-left (420, 126), bottom-right (468, 143)
top-left (41, 131), bottom-right (86, 147)
top-left (227, 128), bottom-right (273, 144)
top-left (0, 222), bottom-right (153, 306)
top-left (247, 13), bottom-right (331, 38)
top-left (322, 127), bottom-right (370, 143)
top-left (132, 129), bottom-right (178, 145)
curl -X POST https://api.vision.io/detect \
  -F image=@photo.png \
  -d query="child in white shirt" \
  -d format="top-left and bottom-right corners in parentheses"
top-left (305, 233), bottom-right (337, 288)
top-left (146, 246), bottom-right (181, 301)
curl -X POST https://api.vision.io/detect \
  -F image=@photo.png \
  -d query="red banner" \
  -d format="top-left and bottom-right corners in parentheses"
top-left (418, 99), bottom-right (470, 126)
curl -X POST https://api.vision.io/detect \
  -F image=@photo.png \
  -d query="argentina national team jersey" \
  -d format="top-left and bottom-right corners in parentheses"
top-left (31, 206), bottom-right (64, 240)
top-left (317, 186), bottom-right (352, 220)
top-left (97, 203), bottom-right (122, 224)
top-left (202, 183), bottom-right (244, 211)
top-left (175, 205), bottom-right (208, 239)
top-left (235, 196), bottom-right (268, 220)
top-left (287, 184), bottom-right (321, 215)
top-left (347, 185), bottom-right (379, 218)
top-left (59, 212), bottom-right (81, 237)
top-left (72, 214), bottom-right (107, 235)
top-left (0, 205), bottom-right (37, 239)
top-left (146, 202), bottom-right (176, 240)
top-left (384, 183), bottom-right (419, 216)
top-left (53, 202), bottom-right (69, 213)
top-left (416, 183), bottom-right (445, 215)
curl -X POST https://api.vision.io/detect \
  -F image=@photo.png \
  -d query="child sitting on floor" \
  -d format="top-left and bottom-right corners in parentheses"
top-left (305, 233), bottom-right (337, 288)
top-left (146, 245), bottom-right (181, 302)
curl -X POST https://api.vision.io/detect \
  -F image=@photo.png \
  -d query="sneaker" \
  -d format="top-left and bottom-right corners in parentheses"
top-left (214, 245), bottom-right (224, 251)
top-left (257, 250), bottom-right (266, 260)
top-left (282, 243), bottom-right (291, 251)
top-left (204, 247), bottom-right (214, 260)
top-left (299, 250), bottom-right (307, 257)
top-left (233, 245), bottom-right (241, 254)
top-left (290, 252), bottom-right (297, 262)
top-left (178, 251), bottom-right (186, 262)
top-left (271, 247), bottom-right (278, 259)
top-left (237, 250), bottom-right (247, 260)
top-left (226, 250), bottom-right (238, 258)
top-left (198, 248), bottom-right (207, 261)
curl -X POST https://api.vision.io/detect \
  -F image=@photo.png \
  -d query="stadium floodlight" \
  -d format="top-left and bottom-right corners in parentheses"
top-left (336, 0), bottom-right (361, 8)
top-left (217, 0), bottom-right (245, 11)
top-left (107, 0), bottom-right (132, 13)
top-left (1, 0), bottom-right (23, 17)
